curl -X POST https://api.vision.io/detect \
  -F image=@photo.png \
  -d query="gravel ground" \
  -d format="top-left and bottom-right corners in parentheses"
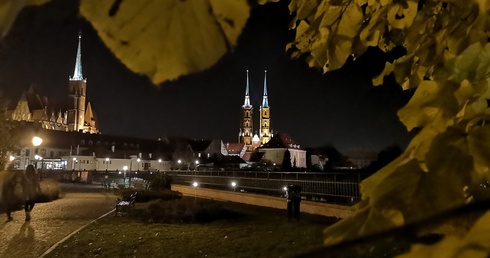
top-left (0, 183), bottom-right (117, 258)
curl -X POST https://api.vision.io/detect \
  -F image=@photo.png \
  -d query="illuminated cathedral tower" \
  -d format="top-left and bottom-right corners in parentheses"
top-left (239, 70), bottom-right (254, 151)
top-left (67, 32), bottom-right (87, 132)
top-left (259, 70), bottom-right (271, 145)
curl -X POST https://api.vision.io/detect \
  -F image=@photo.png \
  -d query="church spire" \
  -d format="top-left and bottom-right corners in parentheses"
top-left (243, 70), bottom-right (251, 108)
top-left (71, 31), bottom-right (83, 81)
top-left (261, 70), bottom-right (269, 108)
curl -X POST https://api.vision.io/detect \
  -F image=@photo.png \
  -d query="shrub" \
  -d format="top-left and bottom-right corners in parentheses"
top-left (38, 179), bottom-right (61, 202)
top-left (149, 173), bottom-right (172, 191)
top-left (141, 198), bottom-right (241, 223)
top-left (118, 189), bottom-right (182, 203)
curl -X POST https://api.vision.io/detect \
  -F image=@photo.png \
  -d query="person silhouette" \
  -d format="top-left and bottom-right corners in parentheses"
top-left (23, 165), bottom-right (42, 222)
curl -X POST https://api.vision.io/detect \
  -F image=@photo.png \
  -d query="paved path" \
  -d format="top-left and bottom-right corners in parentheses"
top-left (0, 183), bottom-right (117, 258)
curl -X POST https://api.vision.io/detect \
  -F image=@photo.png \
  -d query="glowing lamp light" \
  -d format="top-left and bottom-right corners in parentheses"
top-left (32, 136), bottom-right (43, 146)
top-left (193, 182), bottom-right (199, 187)
top-left (158, 159), bottom-right (162, 163)
top-left (283, 186), bottom-right (288, 191)
top-left (123, 166), bottom-right (128, 171)
top-left (9, 155), bottom-right (15, 161)
top-left (231, 182), bottom-right (237, 187)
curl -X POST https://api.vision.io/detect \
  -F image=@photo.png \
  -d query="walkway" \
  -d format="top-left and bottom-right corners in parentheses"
top-left (0, 183), bottom-right (117, 258)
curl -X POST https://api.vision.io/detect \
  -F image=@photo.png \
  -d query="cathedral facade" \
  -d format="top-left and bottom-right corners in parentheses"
top-left (238, 70), bottom-right (272, 151)
top-left (8, 33), bottom-right (98, 134)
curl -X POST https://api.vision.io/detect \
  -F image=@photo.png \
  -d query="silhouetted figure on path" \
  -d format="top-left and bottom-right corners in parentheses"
top-left (23, 165), bottom-right (42, 221)
top-left (2, 165), bottom-right (41, 222)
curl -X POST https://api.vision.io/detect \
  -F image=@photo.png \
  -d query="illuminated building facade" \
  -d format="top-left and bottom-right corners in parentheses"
top-left (238, 70), bottom-right (273, 151)
top-left (8, 32), bottom-right (98, 134)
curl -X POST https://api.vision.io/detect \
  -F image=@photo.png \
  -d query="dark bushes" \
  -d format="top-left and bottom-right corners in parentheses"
top-left (142, 198), bottom-right (241, 223)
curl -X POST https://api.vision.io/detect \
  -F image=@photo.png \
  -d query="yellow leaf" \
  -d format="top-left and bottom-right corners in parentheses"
top-left (258, 0), bottom-right (280, 4)
top-left (468, 125), bottom-right (490, 180)
top-left (372, 62), bottom-right (394, 86)
top-left (337, 2), bottom-right (363, 38)
top-left (0, 0), bottom-right (50, 38)
top-left (387, 1), bottom-right (417, 29)
top-left (80, 0), bottom-right (250, 84)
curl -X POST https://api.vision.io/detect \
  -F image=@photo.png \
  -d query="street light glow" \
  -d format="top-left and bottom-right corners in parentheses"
top-left (123, 166), bottom-right (128, 171)
top-left (32, 136), bottom-right (43, 146)
top-left (105, 158), bottom-right (110, 162)
top-left (9, 155), bottom-right (15, 161)
top-left (231, 182), bottom-right (237, 187)
top-left (177, 159), bottom-right (182, 164)
top-left (193, 182), bottom-right (198, 187)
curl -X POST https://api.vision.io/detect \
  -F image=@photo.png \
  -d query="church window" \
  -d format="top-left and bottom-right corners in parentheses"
top-left (130, 144), bottom-right (135, 148)
top-left (80, 140), bottom-right (85, 145)
top-left (88, 140), bottom-right (93, 146)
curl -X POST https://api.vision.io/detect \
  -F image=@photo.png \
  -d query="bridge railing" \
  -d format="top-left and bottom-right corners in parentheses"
top-left (165, 170), bottom-right (363, 205)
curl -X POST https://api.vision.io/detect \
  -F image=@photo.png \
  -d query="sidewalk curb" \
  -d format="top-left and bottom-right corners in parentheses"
top-left (38, 208), bottom-right (115, 258)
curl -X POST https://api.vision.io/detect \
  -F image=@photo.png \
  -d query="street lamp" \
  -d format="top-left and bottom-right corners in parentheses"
top-left (158, 158), bottom-right (162, 171)
top-left (177, 159), bottom-right (182, 170)
top-left (137, 158), bottom-right (141, 171)
top-left (231, 181), bottom-right (237, 191)
top-left (195, 160), bottom-right (199, 171)
top-left (105, 158), bottom-right (110, 171)
top-left (72, 157), bottom-right (77, 170)
top-left (32, 136), bottom-right (42, 147)
top-left (123, 165), bottom-right (128, 186)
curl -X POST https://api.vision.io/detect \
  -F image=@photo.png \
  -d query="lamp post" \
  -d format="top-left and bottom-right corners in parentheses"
top-left (158, 159), bottom-right (162, 171)
top-left (195, 160), bottom-right (199, 171)
top-left (177, 159), bottom-right (182, 171)
top-left (72, 157), bottom-right (77, 170)
top-left (105, 158), bottom-right (110, 171)
top-left (123, 165), bottom-right (128, 186)
top-left (231, 181), bottom-right (237, 192)
top-left (32, 136), bottom-right (42, 173)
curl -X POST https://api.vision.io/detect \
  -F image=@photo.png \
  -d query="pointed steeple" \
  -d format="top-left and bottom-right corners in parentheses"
top-left (71, 31), bottom-right (83, 81)
top-left (243, 69), bottom-right (251, 108)
top-left (261, 70), bottom-right (269, 108)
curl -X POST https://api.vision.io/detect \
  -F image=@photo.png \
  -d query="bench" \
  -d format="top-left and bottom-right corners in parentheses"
top-left (115, 192), bottom-right (137, 217)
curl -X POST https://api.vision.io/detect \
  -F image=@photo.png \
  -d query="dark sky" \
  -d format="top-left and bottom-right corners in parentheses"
top-left (0, 0), bottom-right (415, 153)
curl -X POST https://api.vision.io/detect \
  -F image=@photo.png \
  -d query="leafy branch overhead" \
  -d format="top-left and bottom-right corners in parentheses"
top-left (80, 0), bottom-right (250, 84)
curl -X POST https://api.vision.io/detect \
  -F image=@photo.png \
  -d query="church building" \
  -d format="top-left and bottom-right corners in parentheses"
top-left (8, 33), bottom-right (98, 134)
top-left (238, 70), bottom-right (273, 151)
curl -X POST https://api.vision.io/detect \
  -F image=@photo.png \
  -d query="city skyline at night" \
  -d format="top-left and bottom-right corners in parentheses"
top-left (0, 0), bottom-right (415, 153)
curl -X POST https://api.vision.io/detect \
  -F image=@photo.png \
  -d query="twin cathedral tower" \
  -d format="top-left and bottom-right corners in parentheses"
top-left (238, 69), bottom-right (273, 151)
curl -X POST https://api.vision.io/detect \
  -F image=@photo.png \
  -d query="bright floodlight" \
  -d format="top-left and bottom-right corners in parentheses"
top-left (32, 136), bottom-right (43, 146)
top-left (9, 155), bottom-right (15, 161)
top-left (231, 182), bottom-right (237, 187)
top-left (177, 159), bottom-right (182, 164)
top-left (283, 186), bottom-right (288, 191)
top-left (34, 154), bottom-right (40, 160)
top-left (137, 158), bottom-right (141, 162)
top-left (195, 160), bottom-right (199, 164)
top-left (73, 157), bottom-right (77, 161)
top-left (105, 158), bottom-right (110, 162)
top-left (158, 159), bottom-right (162, 163)
top-left (193, 182), bottom-right (198, 187)
top-left (123, 165), bottom-right (128, 171)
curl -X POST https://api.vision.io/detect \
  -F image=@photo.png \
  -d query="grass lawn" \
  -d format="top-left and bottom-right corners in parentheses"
top-left (44, 197), bottom-right (338, 258)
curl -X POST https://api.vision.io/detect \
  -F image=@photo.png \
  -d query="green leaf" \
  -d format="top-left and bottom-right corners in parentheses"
top-left (80, 0), bottom-right (249, 84)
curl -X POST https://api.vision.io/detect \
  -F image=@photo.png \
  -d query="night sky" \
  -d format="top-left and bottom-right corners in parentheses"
top-left (0, 0), bottom-right (415, 153)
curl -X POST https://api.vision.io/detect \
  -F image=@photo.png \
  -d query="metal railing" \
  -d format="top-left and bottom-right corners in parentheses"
top-left (165, 170), bottom-right (363, 205)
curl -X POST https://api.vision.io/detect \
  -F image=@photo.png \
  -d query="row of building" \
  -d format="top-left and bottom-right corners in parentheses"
top-left (6, 33), bottom-right (377, 172)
